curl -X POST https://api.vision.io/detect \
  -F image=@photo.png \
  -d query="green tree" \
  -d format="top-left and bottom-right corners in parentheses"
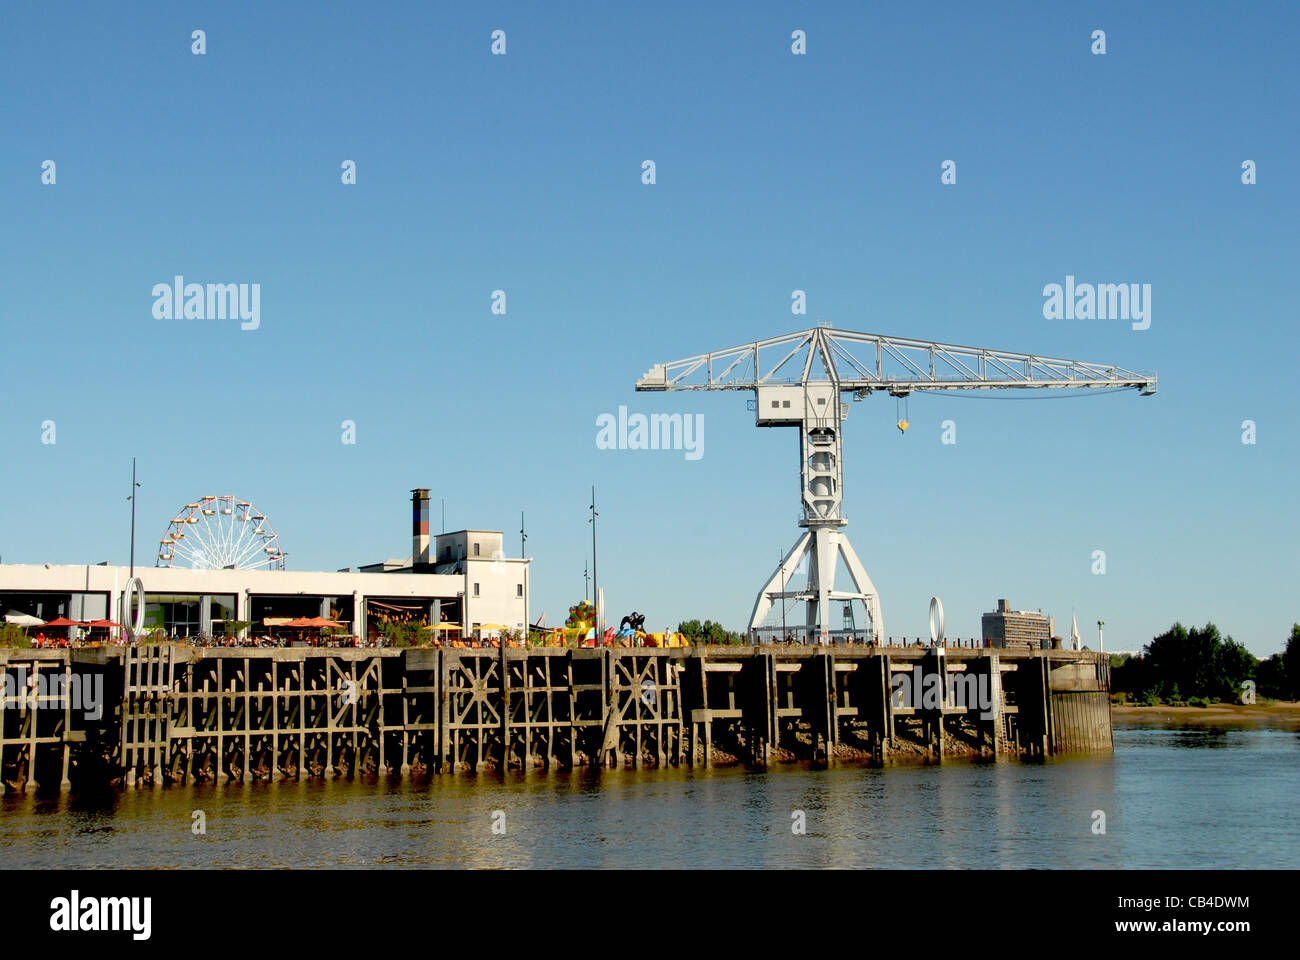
top-left (1285, 625), bottom-right (1300, 699)
top-left (1113, 621), bottom-right (1258, 703)
top-left (676, 619), bottom-right (703, 642)
top-left (1212, 636), bottom-right (1256, 702)
top-left (675, 619), bottom-right (745, 645)
top-left (1256, 654), bottom-right (1289, 700)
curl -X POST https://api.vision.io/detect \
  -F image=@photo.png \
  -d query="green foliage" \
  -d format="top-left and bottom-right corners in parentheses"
top-left (1111, 622), bottom-right (1259, 704)
top-left (676, 619), bottom-right (744, 645)
top-left (500, 628), bottom-right (527, 646)
top-left (0, 623), bottom-right (32, 648)
top-left (375, 612), bottom-right (426, 647)
top-left (1282, 624), bottom-right (1300, 698)
top-left (221, 620), bottom-right (254, 638)
top-left (1256, 653), bottom-right (1289, 700)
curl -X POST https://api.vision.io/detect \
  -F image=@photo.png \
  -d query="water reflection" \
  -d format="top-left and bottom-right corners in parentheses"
top-left (1, 728), bottom-right (1296, 869)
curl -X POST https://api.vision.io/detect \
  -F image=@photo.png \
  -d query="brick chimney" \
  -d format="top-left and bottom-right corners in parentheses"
top-left (412, 489), bottom-right (431, 568)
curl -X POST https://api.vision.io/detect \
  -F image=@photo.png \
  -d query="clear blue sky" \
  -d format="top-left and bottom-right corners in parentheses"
top-left (3, 1), bottom-right (1297, 656)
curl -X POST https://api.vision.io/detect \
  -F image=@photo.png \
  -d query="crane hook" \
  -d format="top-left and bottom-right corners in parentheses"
top-left (896, 396), bottom-right (909, 434)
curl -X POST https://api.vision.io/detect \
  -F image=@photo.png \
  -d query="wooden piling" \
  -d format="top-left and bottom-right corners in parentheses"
top-left (0, 644), bottom-right (1114, 792)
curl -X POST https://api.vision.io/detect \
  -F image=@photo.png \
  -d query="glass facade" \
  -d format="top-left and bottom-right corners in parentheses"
top-left (143, 595), bottom-right (201, 638)
top-left (209, 595), bottom-right (236, 635)
top-left (142, 593), bottom-right (237, 638)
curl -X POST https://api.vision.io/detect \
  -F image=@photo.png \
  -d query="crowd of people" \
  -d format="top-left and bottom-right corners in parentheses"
top-left (24, 629), bottom-right (986, 650)
top-left (25, 631), bottom-right (361, 649)
top-left (24, 632), bottom-right (525, 649)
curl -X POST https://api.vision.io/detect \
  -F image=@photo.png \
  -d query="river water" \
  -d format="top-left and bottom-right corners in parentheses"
top-left (2, 726), bottom-right (1296, 869)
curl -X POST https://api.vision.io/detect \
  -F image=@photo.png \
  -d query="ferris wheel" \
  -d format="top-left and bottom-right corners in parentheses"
top-left (156, 496), bottom-right (286, 570)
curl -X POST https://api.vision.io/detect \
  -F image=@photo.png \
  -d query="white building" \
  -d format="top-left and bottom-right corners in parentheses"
top-left (0, 490), bottom-right (530, 641)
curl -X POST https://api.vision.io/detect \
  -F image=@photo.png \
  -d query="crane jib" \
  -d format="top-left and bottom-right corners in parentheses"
top-left (634, 326), bottom-right (1156, 644)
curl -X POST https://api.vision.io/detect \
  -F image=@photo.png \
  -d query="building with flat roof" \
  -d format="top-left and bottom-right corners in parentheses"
top-left (981, 598), bottom-right (1055, 650)
top-left (0, 489), bottom-right (530, 641)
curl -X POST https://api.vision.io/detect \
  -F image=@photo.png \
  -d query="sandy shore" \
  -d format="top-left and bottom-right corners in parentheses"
top-left (1113, 701), bottom-right (1300, 729)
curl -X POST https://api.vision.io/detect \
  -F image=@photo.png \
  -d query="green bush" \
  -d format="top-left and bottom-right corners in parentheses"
top-left (0, 623), bottom-right (32, 648)
top-left (376, 613), bottom-right (425, 647)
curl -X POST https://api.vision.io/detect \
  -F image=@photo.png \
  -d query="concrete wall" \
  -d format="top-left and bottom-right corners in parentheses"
top-left (433, 530), bottom-right (504, 565)
top-left (462, 557), bottom-right (527, 634)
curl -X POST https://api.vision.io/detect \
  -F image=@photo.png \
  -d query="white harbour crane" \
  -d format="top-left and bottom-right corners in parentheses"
top-left (636, 324), bottom-right (1156, 645)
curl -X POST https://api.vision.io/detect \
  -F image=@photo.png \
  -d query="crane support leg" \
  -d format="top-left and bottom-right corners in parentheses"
top-left (748, 527), bottom-right (883, 645)
top-left (748, 532), bottom-right (811, 634)
top-left (835, 532), bottom-right (884, 643)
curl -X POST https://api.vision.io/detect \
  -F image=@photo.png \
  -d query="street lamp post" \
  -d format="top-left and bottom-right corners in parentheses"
top-left (1097, 620), bottom-right (1105, 654)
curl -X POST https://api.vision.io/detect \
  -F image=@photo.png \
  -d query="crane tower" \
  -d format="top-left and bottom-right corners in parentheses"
top-left (636, 324), bottom-right (1156, 645)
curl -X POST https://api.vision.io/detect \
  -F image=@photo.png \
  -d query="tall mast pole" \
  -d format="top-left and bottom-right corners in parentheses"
top-left (779, 548), bottom-right (786, 644)
top-left (589, 486), bottom-right (598, 644)
top-left (520, 510), bottom-right (528, 644)
top-left (128, 457), bottom-right (139, 579)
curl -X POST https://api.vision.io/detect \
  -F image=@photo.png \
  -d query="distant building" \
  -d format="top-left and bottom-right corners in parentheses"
top-left (982, 599), bottom-right (1055, 650)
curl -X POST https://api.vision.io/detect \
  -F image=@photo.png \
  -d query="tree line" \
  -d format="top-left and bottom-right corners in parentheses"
top-left (1111, 622), bottom-right (1298, 705)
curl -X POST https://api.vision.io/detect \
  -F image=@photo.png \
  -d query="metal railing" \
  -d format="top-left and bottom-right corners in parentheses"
top-left (750, 628), bottom-right (992, 648)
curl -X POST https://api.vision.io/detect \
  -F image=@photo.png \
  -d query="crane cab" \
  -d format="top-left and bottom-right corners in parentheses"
top-left (756, 384), bottom-right (837, 427)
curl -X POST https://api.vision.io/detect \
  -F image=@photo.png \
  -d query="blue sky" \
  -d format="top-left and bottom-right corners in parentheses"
top-left (2, 1), bottom-right (1297, 656)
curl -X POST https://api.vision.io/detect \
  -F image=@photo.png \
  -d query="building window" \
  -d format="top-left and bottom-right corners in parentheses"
top-left (144, 594), bottom-right (202, 638)
top-left (516, 584), bottom-right (523, 597)
top-left (473, 542), bottom-right (480, 556)
top-left (770, 400), bottom-right (778, 408)
top-left (473, 583), bottom-right (480, 597)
